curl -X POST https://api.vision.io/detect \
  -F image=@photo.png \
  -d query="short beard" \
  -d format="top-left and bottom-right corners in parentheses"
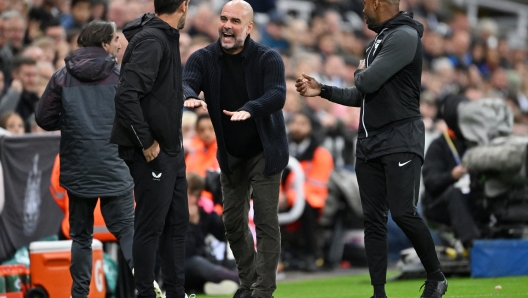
top-left (177, 13), bottom-right (187, 30)
top-left (221, 38), bottom-right (244, 54)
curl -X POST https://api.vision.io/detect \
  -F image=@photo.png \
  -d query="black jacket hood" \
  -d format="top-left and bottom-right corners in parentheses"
top-left (123, 13), bottom-right (179, 42)
top-left (369, 11), bottom-right (424, 38)
top-left (441, 94), bottom-right (469, 139)
top-left (65, 47), bottom-right (116, 82)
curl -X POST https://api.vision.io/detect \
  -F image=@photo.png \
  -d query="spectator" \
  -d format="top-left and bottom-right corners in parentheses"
top-left (422, 94), bottom-right (481, 250)
top-left (281, 111), bottom-right (334, 271)
top-left (0, 56), bottom-right (39, 132)
top-left (0, 10), bottom-right (27, 84)
top-left (0, 111), bottom-right (24, 134)
top-left (185, 172), bottom-right (239, 296)
top-left (259, 11), bottom-right (289, 53)
top-left (44, 18), bottom-right (67, 43)
top-left (61, 0), bottom-right (92, 30)
top-left (185, 113), bottom-right (219, 177)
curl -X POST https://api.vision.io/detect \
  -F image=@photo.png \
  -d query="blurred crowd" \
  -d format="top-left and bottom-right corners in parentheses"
top-left (1, 0), bottom-right (528, 273)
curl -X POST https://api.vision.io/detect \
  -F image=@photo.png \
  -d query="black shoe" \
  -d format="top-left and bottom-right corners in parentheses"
top-left (370, 295), bottom-right (388, 298)
top-left (233, 288), bottom-right (252, 298)
top-left (420, 278), bottom-right (448, 298)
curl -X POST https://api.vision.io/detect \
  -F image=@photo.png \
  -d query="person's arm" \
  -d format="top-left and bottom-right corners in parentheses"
top-left (422, 138), bottom-right (458, 196)
top-left (321, 84), bottom-right (362, 107)
top-left (182, 51), bottom-right (208, 111)
top-left (35, 71), bottom-right (62, 131)
top-left (114, 38), bottom-right (163, 150)
top-left (0, 82), bottom-right (22, 116)
top-left (295, 74), bottom-right (362, 107)
top-left (205, 211), bottom-right (226, 242)
top-left (237, 50), bottom-right (286, 118)
top-left (354, 27), bottom-right (419, 94)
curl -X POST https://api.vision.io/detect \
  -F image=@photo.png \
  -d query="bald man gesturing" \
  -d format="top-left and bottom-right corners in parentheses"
top-left (183, 1), bottom-right (288, 298)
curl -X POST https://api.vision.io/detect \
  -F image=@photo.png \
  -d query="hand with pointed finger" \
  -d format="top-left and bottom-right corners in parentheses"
top-left (184, 98), bottom-right (208, 112)
top-left (223, 110), bottom-right (251, 121)
top-left (295, 73), bottom-right (321, 97)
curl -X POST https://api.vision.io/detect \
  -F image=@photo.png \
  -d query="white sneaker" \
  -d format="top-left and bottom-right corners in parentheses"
top-left (204, 280), bottom-right (239, 295)
top-left (153, 280), bottom-right (165, 298)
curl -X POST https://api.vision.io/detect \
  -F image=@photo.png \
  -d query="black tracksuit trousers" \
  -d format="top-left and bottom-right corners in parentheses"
top-left (355, 152), bottom-right (440, 285)
top-left (127, 149), bottom-right (189, 298)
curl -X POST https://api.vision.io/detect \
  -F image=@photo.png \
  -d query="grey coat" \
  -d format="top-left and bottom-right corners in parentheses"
top-left (36, 47), bottom-right (133, 198)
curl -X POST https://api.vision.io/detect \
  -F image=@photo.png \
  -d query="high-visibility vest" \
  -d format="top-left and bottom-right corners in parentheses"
top-left (50, 154), bottom-right (117, 242)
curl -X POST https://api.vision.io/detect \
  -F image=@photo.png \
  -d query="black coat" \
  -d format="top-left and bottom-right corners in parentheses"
top-left (111, 13), bottom-right (184, 157)
top-left (183, 37), bottom-right (289, 176)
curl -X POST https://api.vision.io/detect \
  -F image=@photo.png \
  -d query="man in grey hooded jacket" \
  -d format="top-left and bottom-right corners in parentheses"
top-left (36, 20), bottom-right (134, 298)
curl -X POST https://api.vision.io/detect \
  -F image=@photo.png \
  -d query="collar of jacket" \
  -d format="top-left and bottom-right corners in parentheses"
top-left (214, 35), bottom-right (255, 60)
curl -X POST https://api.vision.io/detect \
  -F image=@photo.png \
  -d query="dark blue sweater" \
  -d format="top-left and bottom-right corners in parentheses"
top-left (183, 37), bottom-right (288, 176)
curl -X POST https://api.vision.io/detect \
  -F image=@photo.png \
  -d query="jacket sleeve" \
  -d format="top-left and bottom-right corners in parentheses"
top-left (239, 50), bottom-right (286, 118)
top-left (114, 38), bottom-right (163, 149)
top-left (321, 85), bottom-right (362, 107)
top-left (35, 72), bottom-right (62, 131)
top-left (0, 88), bottom-right (22, 117)
top-left (422, 137), bottom-right (457, 197)
top-left (355, 27), bottom-right (418, 94)
top-left (182, 51), bottom-right (204, 101)
top-left (205, 211), bottom-right (226, 241)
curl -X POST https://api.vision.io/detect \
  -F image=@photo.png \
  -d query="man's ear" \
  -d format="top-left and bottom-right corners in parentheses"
top-left (246, 21), bottom-right (254, 34)
top-left (179, 0), bottom-right (188, 13)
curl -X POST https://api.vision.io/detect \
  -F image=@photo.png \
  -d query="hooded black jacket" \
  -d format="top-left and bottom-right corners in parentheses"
top-left (111, 13), bottom-right (184, 158)
top-left (36, 47), bottom-right (133, 197)
top-left (320, 12), bottom-right (425, 161)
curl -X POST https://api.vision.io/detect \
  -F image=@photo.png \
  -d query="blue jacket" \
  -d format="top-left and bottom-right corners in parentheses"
top-left (183, 37), bottom-right (288, 176)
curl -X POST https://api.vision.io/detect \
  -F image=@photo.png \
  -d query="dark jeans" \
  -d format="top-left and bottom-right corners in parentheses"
top-left (423, 186), bottom-right (481, 246)
top-left (69, 192), bottom-right (134, 298)
top-left (184, 256), bottom-right (239, 291)
top-left (355, 153), bottom-right (440, 286)
top-left (220, 153), bottom-right (281, 298)
top-left (127, 150), bottom-right (188, 298)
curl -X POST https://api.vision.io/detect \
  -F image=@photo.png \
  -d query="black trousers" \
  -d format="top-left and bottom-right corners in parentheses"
top-left (69, 192), bottom-right (134, 298)
top-left (127, 150), bottom-right (188, 298)
top-left (423, 186), bottom-right (481, 245)
top-left (355, 153), bottom-right (440, 285)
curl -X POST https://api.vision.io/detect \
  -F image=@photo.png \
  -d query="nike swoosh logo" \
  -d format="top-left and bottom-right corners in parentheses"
top-left (399, 160), bottom-right (412, 167)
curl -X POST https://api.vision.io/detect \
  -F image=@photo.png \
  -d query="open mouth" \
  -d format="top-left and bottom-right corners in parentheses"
top-left (222, 32), bottom-right (235, 42)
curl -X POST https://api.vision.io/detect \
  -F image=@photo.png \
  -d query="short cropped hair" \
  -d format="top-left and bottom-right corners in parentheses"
top-left (77, 20), bottom-right (116, 48)
top-left (155, 0), bottom-right (186, 15)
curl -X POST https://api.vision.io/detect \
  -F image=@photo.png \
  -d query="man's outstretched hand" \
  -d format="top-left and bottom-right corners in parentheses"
top-left (295, 73), bottom-right (321, 97)
top-left (184, 98), bottom-right (208, 112)
top-left (223, 110), bottom-right (251, 121)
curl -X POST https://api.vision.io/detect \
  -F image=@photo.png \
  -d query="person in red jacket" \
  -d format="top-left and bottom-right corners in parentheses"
top-left (281, 111), bottom-right (334, 271)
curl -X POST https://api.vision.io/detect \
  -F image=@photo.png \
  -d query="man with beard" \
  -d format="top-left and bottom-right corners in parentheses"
top-left (36, 20), bottom-right (135, 298)
top-left (182, 1), bottom-right (288, 298)
top-left (295, 0), bottom-right (447, 297)
top-left (110, 0), bottom-right (191, 297)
